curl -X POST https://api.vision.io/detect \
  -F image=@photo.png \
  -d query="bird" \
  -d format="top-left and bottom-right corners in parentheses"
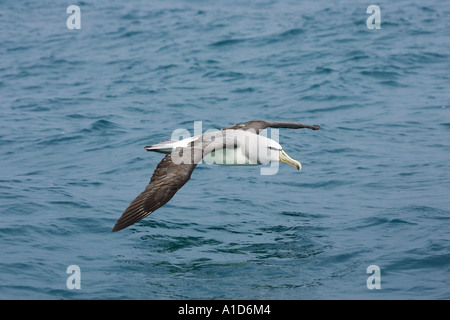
top-left (112, 120), bottom-right (320, 232)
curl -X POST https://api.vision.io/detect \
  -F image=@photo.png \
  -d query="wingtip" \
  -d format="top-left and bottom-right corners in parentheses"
top-left (111, 221), bottom-right (130, 232)
top-left (111, 221), bottom-right (128, 232)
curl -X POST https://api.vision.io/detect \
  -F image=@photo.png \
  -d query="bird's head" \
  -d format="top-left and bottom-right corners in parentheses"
top-left (264, 140), bottom-right (301, 171)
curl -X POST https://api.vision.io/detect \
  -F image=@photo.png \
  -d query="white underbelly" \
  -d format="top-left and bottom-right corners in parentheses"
top-left (202, 148), bottom-right (259, 166)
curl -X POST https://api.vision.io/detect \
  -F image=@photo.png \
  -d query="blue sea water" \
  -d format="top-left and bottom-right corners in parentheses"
top-left (0, 0), bottom-right (449, 300)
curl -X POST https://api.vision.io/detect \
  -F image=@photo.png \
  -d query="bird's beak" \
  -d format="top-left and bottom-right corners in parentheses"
top-left (279, 150), bottom-right (301, 171)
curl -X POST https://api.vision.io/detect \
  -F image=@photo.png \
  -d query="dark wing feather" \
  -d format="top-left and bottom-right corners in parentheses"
top-left (225, 120), bottom-right (320, 134)
top-left (112, 153), bottom-right (197, 232)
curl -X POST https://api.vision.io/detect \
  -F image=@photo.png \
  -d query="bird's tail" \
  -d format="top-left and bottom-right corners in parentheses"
top-left (144, 140), bottom-right (177, 154)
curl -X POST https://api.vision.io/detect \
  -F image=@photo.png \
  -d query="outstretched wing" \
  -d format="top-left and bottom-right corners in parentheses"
top-left (112, 152), bottom-right (197, 232)
top-left (113, 132), bottom-right (236, 232)
top-left (225, 120), bottom-right (320, 134)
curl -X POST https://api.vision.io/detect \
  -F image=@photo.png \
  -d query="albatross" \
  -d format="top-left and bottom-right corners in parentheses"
top-left (112, 120), bottom-right (320, 232)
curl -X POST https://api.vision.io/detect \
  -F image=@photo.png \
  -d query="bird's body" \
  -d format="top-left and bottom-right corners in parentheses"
top-left (147, 129), bottom-right (283, 166)
top-left (112, 120), bottom-right (320, 232)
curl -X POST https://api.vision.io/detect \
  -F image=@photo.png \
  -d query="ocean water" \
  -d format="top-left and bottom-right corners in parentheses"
top-left (0, 0), bottom-right (449, 300)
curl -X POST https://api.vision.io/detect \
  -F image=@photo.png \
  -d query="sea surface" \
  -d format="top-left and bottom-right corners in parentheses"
top-left (0, 0), bottom-right (449, 299)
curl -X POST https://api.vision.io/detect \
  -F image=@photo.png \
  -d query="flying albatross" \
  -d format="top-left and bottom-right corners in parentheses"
top-left (112, 120), bottom-right (320, 232)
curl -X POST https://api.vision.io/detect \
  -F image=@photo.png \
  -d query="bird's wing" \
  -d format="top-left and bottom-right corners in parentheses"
top-left (225, 120), bottom-right (320, 134)
top-left (112, 134), bottom-right (234, 232)
top-left (112, 152), bottom-right (198, 232)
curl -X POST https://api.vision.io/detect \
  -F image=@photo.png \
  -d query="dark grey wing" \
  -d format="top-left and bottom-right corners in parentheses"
top-left (112, 152), bottom-right (197, 232)
top-left (112, 132), bottom-right (235, 232)
top-left (225, 120), bottom-right (320, 134)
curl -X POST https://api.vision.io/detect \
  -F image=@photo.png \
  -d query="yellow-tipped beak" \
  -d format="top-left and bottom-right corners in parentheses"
top-left (279, 150), bottom-right (302, 171)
